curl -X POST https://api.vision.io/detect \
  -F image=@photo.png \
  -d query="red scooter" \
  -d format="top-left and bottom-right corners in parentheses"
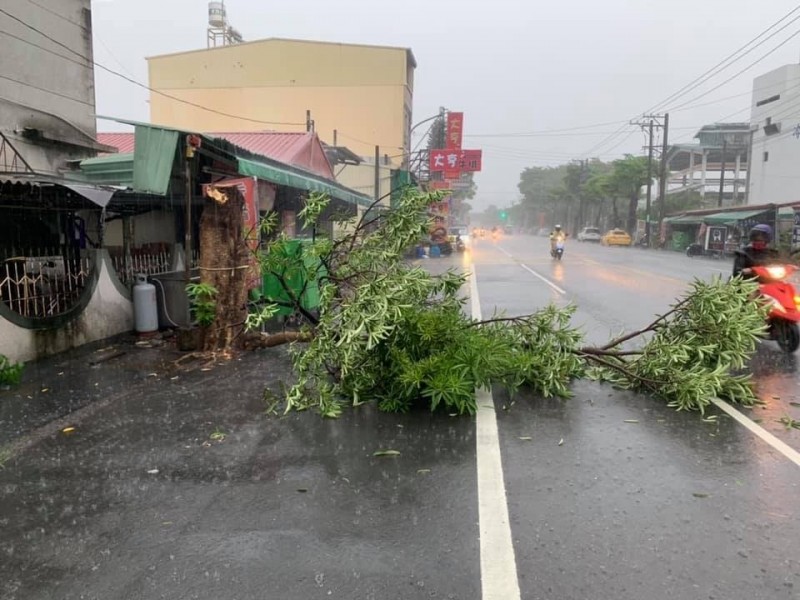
top-left (750, 264), bottom-right (800, 353)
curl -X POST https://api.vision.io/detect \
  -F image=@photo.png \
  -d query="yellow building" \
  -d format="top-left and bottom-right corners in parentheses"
top-left (147, 38), bottom-right (416, 167)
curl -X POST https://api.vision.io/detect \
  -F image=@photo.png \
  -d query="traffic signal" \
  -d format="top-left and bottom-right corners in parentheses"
top-left (499, 210), bottom-right (507, 221)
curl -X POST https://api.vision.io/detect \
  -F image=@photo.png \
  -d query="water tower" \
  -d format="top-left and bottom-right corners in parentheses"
top-left (207, 1), bottom-right (244, 48)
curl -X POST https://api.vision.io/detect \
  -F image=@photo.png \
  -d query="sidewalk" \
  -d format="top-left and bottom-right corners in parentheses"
top-left (0, 329), bottom-right (480, 600)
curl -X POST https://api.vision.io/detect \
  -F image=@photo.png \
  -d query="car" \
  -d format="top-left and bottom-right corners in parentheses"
top-left (577, 226), bottom-right (602, 242)
top-left (601, 228), bottom-right (632, 247)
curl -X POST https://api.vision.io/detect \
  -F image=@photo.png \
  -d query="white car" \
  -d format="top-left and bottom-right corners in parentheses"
top-left (577, 227), bottom-right (602, 242)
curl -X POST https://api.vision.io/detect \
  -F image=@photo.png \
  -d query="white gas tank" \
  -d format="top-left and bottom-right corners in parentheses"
top-left (133, 274), bottom-right (158, 333)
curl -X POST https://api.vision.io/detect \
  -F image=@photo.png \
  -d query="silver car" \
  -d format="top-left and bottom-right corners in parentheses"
top-left (577, 227), bottom-right (602, 242)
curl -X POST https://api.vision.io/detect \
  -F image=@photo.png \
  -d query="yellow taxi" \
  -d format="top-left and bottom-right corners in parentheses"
top-left (601, 228), bottom-right (632, 247)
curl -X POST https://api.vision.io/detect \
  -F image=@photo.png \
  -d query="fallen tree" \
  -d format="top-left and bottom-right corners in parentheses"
top-left (232, 189), bottom-right (767, 417)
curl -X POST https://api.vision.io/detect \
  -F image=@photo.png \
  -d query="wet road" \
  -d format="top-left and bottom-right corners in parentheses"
top-left (0, 237), bottom-right (798, 599)
top-left (471, 234), bottom-right (800, 600)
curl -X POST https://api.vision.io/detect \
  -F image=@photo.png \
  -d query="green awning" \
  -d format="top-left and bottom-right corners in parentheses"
top-left (702, 209), bottom-right (770, 225)
top-left (132, 126), bottom-right (179, 195)
top-left (80, 153), bottom-right (134, 188)
top-left (237, 157), bottom-right (372, 208)
top-left (664, 214), bottom-right (704, 225)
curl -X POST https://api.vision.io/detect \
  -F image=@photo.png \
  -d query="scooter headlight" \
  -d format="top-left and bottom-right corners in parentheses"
top-left (766, 266), bottom-right (787, 280)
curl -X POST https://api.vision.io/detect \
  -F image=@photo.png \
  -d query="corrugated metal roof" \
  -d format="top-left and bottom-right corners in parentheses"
top-left (97, 131), bottom-right (334, 179)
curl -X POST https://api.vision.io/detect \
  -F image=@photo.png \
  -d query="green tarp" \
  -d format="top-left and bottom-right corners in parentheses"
top-left (237, 157), bottom-right (372, 208)
top-left (132, 127), bottom-right (179, 196)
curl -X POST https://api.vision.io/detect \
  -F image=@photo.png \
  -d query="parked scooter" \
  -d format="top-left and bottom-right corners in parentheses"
top-left (750, 264), bottom-right (800, 353)
top-left (686, 243), bottom-right (724, 259)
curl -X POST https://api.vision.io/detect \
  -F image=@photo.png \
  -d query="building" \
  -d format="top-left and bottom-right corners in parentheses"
top-left (0, 0), bottom-right (110, 174)
top-left (146, 38), bottom-right (416, 170)
top-left (665, 123), bottom-right (750, 206)
top-left (747, 64), bottom-right (800, 205)
top-left (0, 0), bottom-right (132, 364)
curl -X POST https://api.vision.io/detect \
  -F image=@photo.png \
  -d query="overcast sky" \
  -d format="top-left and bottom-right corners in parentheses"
top-left (91, 0), bottom-right (800, 210)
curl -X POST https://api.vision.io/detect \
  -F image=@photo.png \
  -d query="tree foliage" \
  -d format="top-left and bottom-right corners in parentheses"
top-left (248, 189), bottom-right (767, 418)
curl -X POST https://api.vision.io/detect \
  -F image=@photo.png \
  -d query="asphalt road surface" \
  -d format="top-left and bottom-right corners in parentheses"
top-left (0, 235), bottom-right (798, 600)
top-left (470, 234), bottom-right (800, 600)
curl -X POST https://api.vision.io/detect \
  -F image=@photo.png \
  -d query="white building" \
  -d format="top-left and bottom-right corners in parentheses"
top-left (747, 64), bottom-right (800, 205)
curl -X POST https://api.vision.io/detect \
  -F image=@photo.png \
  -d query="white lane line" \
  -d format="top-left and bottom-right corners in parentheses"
top-left (711, 398), bottom-right (800, 467)
top-left (496, 246), bottom-right (566, 295)
top-left (470, 266), bottom-right (522, 600)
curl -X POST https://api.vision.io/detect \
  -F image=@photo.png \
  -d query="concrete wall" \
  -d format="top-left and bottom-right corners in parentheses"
top-left (147, 39), bottom-right (414, 165)
top-left (0, 251), bottom-right (133, 364)
top-left (748, 64), bottom-right (800, 205)
top-left (0, 0), bottom-right (98, 175)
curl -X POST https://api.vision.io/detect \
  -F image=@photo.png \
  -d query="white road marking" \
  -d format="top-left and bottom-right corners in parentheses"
top-left (711, 398), bottom-right (800, 467)
top-left (470, 266), bottom-right (522, 600)
top-left (496, 246), bottom-right (566, 295)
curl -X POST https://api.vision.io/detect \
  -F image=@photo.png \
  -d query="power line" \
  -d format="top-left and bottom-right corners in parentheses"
top-left (582, 5), bottom-right (800, 157)
top-left (648, 6), bottom-right (800, 113)
top-left (0, 6), bottom-right (307, 128)
top-left (22, 0), bottom-right (87, 30)
top-left (665, 27), bottom-right (800, 113)
top-left (0, 73), bottom-right (93, 106)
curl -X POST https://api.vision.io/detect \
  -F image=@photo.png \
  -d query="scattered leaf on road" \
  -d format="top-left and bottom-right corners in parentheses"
top-left (624, 419), bottom-right (639, 424)
top-left (518, 436), bottom-right (533, 441)
top-left (61, 426), bottom-right (75, 434)
top-left (146, 469), bottom-right (159, 475)
top-left (416, 469), bottom-right (431, 475)
top-left (297, 488), bottom-right (308, 493)
top-left (693, 493), bottom-right (710, 498)
top-left (558, 438), bottom-right (564, 446)
top-left (373, 450), bottom-right (401, 457)
top-left (790, 402), bottom-right (800, 408)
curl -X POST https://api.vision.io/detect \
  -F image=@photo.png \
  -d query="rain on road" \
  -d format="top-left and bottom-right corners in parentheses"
top-left (470, 233), bottom-right (800, 600)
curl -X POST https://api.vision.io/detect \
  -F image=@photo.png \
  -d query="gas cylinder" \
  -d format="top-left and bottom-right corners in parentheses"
top-left (133, 274), bottom-right (158, 333)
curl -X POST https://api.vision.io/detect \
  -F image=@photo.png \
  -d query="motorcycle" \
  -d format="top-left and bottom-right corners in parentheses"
top-left (551, 239), bottom-right (565, 261)
top-left (750, 264), bottom-right (800, 353)
top-left (454, 236), bottom-right (466, 253)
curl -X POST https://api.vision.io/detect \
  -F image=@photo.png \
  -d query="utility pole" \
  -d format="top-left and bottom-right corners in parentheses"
top-left (631, 116), bottom-right (661, 247)
top-left (374, 145), bottom-right (380, 203)
top-left (644, 120), bottom-right (654, 246)
top-left (657, 113), bottom-right (670, 231)
top-left (717, 139), bottom-right (727, 208)
top-left (306, 110), bottom-right (314, 133)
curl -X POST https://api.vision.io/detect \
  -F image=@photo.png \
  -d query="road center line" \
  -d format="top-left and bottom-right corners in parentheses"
top-left (496, 246), bottom-right (566, 295)
top-left (470, 265), bottom-right (522, 600)
top-left (711, 398), bottom-right (800, 467)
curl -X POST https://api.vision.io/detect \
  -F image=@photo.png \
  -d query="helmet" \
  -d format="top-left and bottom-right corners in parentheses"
top-left (749, 224), bottom-right (773, 243)
top-left (555, 224), bottom-right (562, 231)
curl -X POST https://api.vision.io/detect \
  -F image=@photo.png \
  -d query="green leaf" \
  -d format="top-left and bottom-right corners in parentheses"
top-left (373, 450), bottom-right (401, 457)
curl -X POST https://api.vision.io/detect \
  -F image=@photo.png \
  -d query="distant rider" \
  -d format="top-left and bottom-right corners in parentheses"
top-left (549, 224), bottom-right (565, 256)
top-left (732, 224), bottom-right (779, 279)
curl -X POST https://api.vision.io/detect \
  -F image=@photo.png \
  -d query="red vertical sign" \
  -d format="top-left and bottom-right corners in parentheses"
top-left (446, 112), bottom-right (464, 149)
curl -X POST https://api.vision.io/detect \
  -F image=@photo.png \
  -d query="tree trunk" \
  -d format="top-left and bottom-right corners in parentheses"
top-left (198, 187), bottom-right (251, 353)
top-left (611, 198), bottom-right (619, 228)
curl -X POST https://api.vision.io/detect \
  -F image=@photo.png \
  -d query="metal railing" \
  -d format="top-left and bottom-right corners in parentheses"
top-left (1, 253), bottom-right (92, 319)
top-left (109, 248), bottom-right (199, 287)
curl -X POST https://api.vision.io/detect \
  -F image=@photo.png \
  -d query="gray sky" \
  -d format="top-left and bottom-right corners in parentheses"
top-left (92, 0), bottom-right (800, 210)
